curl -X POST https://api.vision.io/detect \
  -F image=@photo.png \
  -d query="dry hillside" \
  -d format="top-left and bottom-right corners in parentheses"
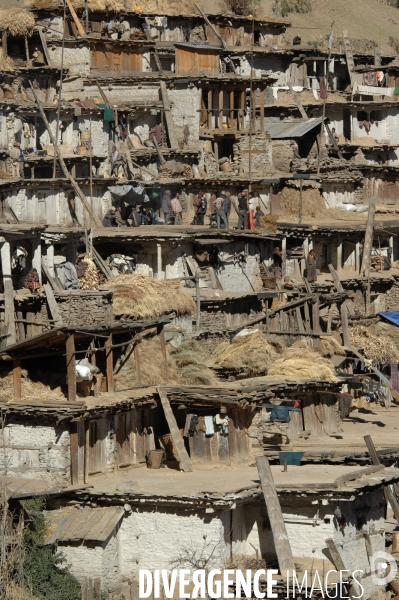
top-left (260, 0), bottom-right (399, 54)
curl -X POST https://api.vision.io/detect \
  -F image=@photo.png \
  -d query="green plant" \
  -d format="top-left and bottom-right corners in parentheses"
top-left (20, 498), bottom-right (81, 600)
top-left (281, 0), bottom-right (311, 17)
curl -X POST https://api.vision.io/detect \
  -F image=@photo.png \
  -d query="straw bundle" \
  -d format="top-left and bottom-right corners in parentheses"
top-left (0, 368), bottom-right (66, 401)
top-left (108, 273), bottom-right (195, 319)
top-left (259, 215), bottom-right (278, 232)
top-left (79, 258), bottom-right (100, 290)
top-left (320, 336), bottom-right (347, 358)
top-left (6, 582), bottom-right (40, 600)
top-left (214, 331), bottom-right (283, 376)
top-left (279, 186), bottom-right (365, 221)
top-left (267, 340), bottom-right (337, 381)
top-left (0, 9), bottom-right (35, 37)
top-left (170, 339), bottom-right (218, 386)
top-left (350, 325), bottom-right (399, 362)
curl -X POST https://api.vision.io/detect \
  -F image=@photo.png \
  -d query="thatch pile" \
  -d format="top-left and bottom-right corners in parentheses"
top-left (0, 368), bottom-right (65, 401)
top-left (350, 325), bottom-right (399, 362)
top-left (0, 9), bottom-right (35, 37)
top-left (108, 273), bottom-right (195, 319)
top-left (171, 339), bottom-right (218, 386)
top-left (259, 215), bottom-right (278, 232)
top-left (79, 257), bottom-right (100, 290)
top-left (214, 331), bottom-right (284, 376)
top-left (279, 186), bottom-right (365, 221)
top-left (320, 336), bottom-right (347, 358)
top-left (267, 340), bottom-right (337, 381)
top-left (31, 0), bottom-right (199, 12)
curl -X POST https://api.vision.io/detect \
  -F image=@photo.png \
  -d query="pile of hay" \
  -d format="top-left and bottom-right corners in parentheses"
top-left (259, 215), bottom-right (278, 232)
top-left (79, 257), bottom-right (100, 290)
top-left (214, 330), bottom-right (283, 376)
top-left (108, 273), bottom-right (195, 319)
top-left (0, 9), bottom-right (35, 37)
top-left (0, 368), bottom-right (65, 401)
top-left (35, 0), bottom-right (199, 12)
top-left (350, 325), bottom-right (399, 362)
top-left (320, 336), bottom-right (347, 358)
top-left (267, 340), bottom-right (337, 381)
top-left (170, 339), bottom-right (218, 386)
top-left (279, 186), bottom-right (366, 222)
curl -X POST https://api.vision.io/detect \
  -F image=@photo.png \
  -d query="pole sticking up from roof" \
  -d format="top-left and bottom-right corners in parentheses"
top-left (248, 15), bottom-right (255, 194)
top-left (317, 20), bottom-right (334, 176)
top-left (53, 0), bottom-right (66, 179)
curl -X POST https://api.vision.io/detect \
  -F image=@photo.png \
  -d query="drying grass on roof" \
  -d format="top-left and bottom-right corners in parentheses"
top-left (320, 336), bottom-right (347, 357)
top-left (109, 273), bottom-right (195, 319)
top-left (279, 186), bottom-right (365, 221)
top-left (267, 339), bottom-right (337, 381)
top-left (170, 339), bottom-right (218, 386)
top-left (60, 0), bottom-right (198, 12)
top-left (79, 257), bottom-right (100, 290)
top-left (214, 330), bottom-right (284, 376)
top-left (0, 368), bottom-right (66, 402)
top-left (0, 9), bottom-right (35, 37)
top-left (350, 324), bottom-right (399, 362)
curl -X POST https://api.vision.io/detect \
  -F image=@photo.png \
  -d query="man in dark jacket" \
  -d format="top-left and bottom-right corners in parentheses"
top-left (196, 192), bottom-right (207, 226)
top-left (162, 191), bottom-right (172, 224)
top-left (237, 190), bottom-right (248, 230)
top-left (222, 192), bottom-right (231, 229)
top-left (102, 207), bottom-right (117, 227)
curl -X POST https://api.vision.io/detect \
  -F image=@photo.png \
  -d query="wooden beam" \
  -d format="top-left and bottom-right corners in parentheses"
top-left (288, 85), bottom-right (308, 120)
top-left (364, 435), bottom-right (399, 522)
top-left (105, 334), bottom-right (114, 393)
top-left (325, 121), bottom-right (343, 159)
top-left (159, 81), bottom-right (179, 149)
top-left (90, 341), bottom-right (98, 397)
top-left (70, 422), bottom-right (79, 485)
top-left (328, 264), bottom-right (355, 316)
top-left (195, 4), bottom-right (227, 48)
top-left (1, 242), bottom-right (15, 346)
top-left (195, 272), bottom-right (201, 332)
top-left (29, 82), bottom-right (102, 227)
top-left (256, 455), bottom-right (295, 574)
top-left (37, 26), bottom-right (52, 66)
top-left (157, 325), bottom-right (169, 383)
top-left (259, 88), bottom-right (265, 132)
top-left (66, 334), bottom-right (76, 402)
top-left (43, 283), bottom-right (63, 326)
top-left (158, 386), bottom-right (193, 472)
top-left (84, 420), bottom-right (89, 484)
top-left (360, 195), bottom-right (377, 277)
top-left (13, 359), bottom-right (21, 400)
top-left (334, 464), bottom-right (384, 487)
top-left (325, 538), bottom-right (359, 599)
top-left (340, 302), bottom-right (351, 348)
top-left (64, 0), bottom-right (86, 37)
top-left (207, 88), bottom-right (213, 130)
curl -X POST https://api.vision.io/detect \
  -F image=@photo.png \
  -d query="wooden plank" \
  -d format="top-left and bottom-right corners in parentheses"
top-left (334, 464), bottom-right (384, 487)
top-left (159, 81), bottom-right (178, 149)
top-left (3, 279), bottom-right (15, 346)
top-left (37, 26), bottom-right (52, 66)
top-left (84, 420), bottom-right (89, 484)
top-left (256, 455), bottom-right (295, 574)
top-left (13, 359), bottom-right (21, 400)
top-left (327, 304), bottom-right (333, 335)
top-left (105, 334), bottom-right (114, 393)
top-left (360, 195), bottom-right (377, 278)
top-left (65, 0), bottom-right (86, 36)
top-left (295, 307), bottom-right (305, 332)
top-left (288, 85), bottom-right (308, 120)
top-left (66, 334), bottom-right (76, 402)
top-left (311, 298), bottom-right (321, 348)
top-left (302, 395), bottom-right (322, 435)
top-left (29, 82), bottom-right (101, 227)
top-left (42, 258), bottom-right (63, 291)
top-left (70, 422), bottom-right (79, 485)
top-left (325, 122), bottom-right (343, 159)
top-left (340, 302), bottom-right (350, 348)
top-left (364, 435), bottom-right (399, 522)
top-left (343, 30), bottom-right (355, 87)
top-left (195, 4), bottom-right (227, 48)
top-left (158, 386), bottom-right (193, 472)
top-left (16, 311), bottom-right (24, 341)
top-left (43, 283), bottom-right (63, 326)
top-left (328, 264), bottom-right (355, 316)
top-left (319, 392), bottom-right (339, 434)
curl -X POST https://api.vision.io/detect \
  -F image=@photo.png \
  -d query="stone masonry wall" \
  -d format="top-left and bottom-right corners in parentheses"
top-left (54, 291), bottom-right (113, 326)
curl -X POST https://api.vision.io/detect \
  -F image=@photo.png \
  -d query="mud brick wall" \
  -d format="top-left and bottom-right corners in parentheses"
top-left (233, 134), bottom-right (273, 174)
top-left (54, 291), bottom-right (113, 327)
top-left (385, 280), bottom-right (399, 311)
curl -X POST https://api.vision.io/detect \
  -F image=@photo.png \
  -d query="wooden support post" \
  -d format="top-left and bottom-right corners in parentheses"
top-left (312, 297), bottom-right (321, 348)
top-left (29, 82), bottom-right (101, 227)
top-left (355, 240), bottom-right (360, 272)
top-left (90, 341), bottom-right (98, 397)
top-left (328, 263), bottom-right (355, 316)
top-left (340, 302), bottom-right (350, 348)
top-left (159, 81), bottom-right (179, 149)
top-left (195, 4), bottom-right (227, 48)
top-left (65, 0), bottom-right (86, 36)
top-left (260, 88), bottom-right (265, 132)
top-left (13, 359), bottom-right (21, 400)
top-left (158, 324), bottom-right (169, 382)
top-left (16, 311), bottom-right (24, 341)
top-left (336, 238), bottom-right (342, 273)
top-left (218, 88), bottom-right (223, 129)
top-left (158, 386), bottom-right (193, 472)
top-left (195, 272), bottom-right (201, 332)
top-left (240, 90), bottom-right (245, 130)
top-left (299, 179), bottom-right (303, 224)
top-left (84, 420), bottom-right (89, 484)
top-left (281, 236), bottom-right (287, 278)
top-left (360, 195), bottom-right (377, 277)
top-left (24, 36), bottom-right (31, 66)
top-left (256, 456), bottom-right (295, 574)
top-left (1, 241), bottom-right (15, 345)
top-left (70, 422), bottom-right (79, 485)
top-left (105, 334), bottom-right (114, 393)
top-left (364, 435), bottom-right (399, 523)
top-left (134, 343), bottom-right (142, 386)
top-left (37, 26), bottom-right (52, 66)
top-left (43, 283), bottom-right (63, 326)
top-left (157, 243), bottom-right (162, 280)
top-left (229, 90), bottom-right (234, 128)
top-left (207, 88), bottom-right (213, 130)
top-left (66, 334), bottom-right (76, 402)
top-left (327, 304), bottom-right (333, 335)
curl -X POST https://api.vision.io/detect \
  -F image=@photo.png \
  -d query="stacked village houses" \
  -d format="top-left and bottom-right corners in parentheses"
top-left (1, 2), bottom-right (399, 599)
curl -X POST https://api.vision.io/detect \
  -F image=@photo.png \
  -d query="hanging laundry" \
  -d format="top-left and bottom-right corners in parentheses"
top-left (215, 414), bottom-right (229, 434)
top-left (391, 364), bottom-right (399, 391)
top-left (262, 403), bottom-right (302, 423)
top-left (363, 71), bottom-right (378, 86)
top-left (205, 416), bottom-right (214, 435)
top-left (188, 415), bottom-right (199, 435)
top-left (196, 416), bottom-right (206, 433)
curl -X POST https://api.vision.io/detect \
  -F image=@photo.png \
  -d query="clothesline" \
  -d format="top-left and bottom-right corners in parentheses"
top-left (352, 82), bottom-right (395, 97)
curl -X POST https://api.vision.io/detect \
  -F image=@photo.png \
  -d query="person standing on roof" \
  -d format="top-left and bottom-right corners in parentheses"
top-left (306, 249), bottom-right (317, 282)
top-left (237, 189), bottom-right (248, 230)
top-left (171, 192), bottom-right (183, 225)
top-left (213, 193), bottom-right (228, 229)
top-left (102, 206), bottom-right (117, 227)
top-left (195, 192), bottom-right (207, 226)
top-left (222, 191), bottom-right (231, 229)
top-left (162, 190), bottom-right (172, 224)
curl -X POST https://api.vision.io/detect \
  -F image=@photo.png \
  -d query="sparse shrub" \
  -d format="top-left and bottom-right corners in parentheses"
top-left (225, 0), bottom-right (261, 15)
top-left (281, 0), bottom-right (311, 17)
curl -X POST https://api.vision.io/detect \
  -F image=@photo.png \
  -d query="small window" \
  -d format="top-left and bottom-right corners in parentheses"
top-left (357, 111), bottom-right (368, 121)
top-left (370, 111), bottom-right (382, 123)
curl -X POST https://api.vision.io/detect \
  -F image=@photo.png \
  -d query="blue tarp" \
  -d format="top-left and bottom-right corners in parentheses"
top-left (379, 311), bottom-right (399, 327)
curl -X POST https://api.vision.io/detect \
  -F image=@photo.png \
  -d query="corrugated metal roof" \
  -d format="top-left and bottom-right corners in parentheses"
top-left (45, 506), bottom-right (124, 544)
top-left (264, 118), bottom-right (322, 139)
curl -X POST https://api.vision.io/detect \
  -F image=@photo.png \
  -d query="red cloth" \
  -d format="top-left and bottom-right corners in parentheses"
top-left (319, 76), bottom-right (327, 100)
top-left (247, 209), bottom-right (255, 230)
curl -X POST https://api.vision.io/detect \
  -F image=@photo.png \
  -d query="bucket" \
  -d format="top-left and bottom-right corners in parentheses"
top-left (279, 451), bottom-right (303, 466)
top-left (80, 130), bottom-right (91, 142)
top-left (147, 449), bottom-right (165, 469)
top-left (220, 161), bottom-right (232, 173)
